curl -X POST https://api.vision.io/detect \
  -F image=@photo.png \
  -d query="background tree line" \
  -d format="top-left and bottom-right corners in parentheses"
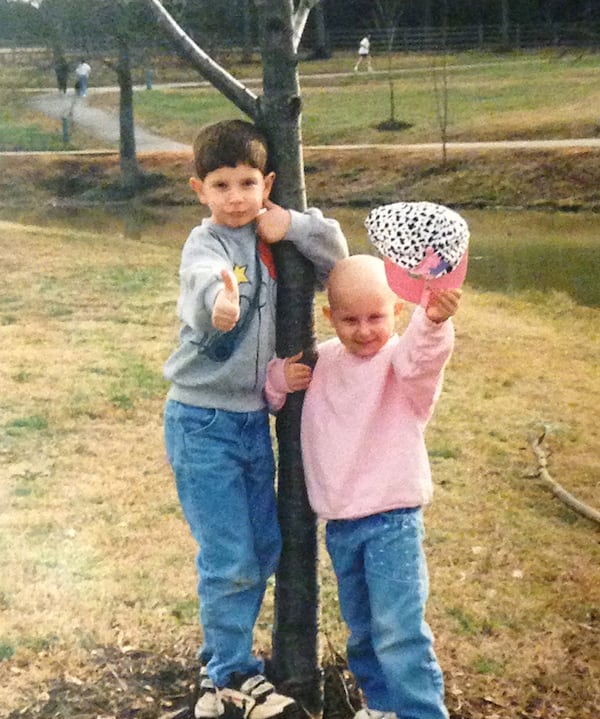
top-left (1, 0), bottom-right (599, 52)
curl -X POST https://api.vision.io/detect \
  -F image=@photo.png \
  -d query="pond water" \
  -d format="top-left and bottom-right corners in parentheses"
top-left (2, 204), bottom-right (599, 307)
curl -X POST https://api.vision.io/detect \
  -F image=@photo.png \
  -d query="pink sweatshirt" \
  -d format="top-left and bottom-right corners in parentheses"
top-left (266, 307), bottom-right (454, 520)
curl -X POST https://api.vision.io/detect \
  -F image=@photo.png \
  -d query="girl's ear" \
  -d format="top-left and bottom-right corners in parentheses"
top-left (394, 301), bottom-right (403, 317)
top-left (262, 171), bottom-right (276, 200)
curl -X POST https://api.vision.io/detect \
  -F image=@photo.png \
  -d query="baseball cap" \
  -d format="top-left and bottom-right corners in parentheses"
top-left (365, 201), bottom-right (469, 306)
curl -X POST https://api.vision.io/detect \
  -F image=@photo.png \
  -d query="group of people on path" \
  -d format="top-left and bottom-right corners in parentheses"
top-left (162, 118), bottom-right (468, 719)
top-left (53, 35), bottom-right (368, 99)
top-left (54, 56), bottom-right (91, 97)
top-left (52, 35), bottom-right (368, 101)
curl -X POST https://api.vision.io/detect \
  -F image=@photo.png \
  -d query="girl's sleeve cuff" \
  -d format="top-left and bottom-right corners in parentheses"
top-left (265, 358), bottom-right (291, 412)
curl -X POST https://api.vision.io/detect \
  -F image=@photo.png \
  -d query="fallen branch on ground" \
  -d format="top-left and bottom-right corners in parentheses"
top-left (529, 429), bottom-right (600, 525)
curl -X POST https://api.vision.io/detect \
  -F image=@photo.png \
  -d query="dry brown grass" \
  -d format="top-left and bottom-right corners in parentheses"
top-left (1, 155), bottom-right (599, 718)
top-left (3, 146), bottom-right (600, 214)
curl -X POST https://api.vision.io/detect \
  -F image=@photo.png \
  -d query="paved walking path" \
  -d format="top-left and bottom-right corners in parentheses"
top-left (17, 82), bottom-right (600, 156)
top-left (28, 91), bottom-right (189, 153)
top-left (305, 138), bottom-right (600, 151)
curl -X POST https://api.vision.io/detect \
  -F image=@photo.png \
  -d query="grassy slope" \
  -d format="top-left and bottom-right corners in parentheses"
top-left (4, 50), bottom-right (600, 152)
top-left (82, 52), bottom-right (600, 147)
top-left (0, 152), bottom-right (599, 719)
top-left (2, 146), bottom-right (600, 212)
top-left (0, 219), bottom-right (598, 719)
top-left (1, 50), bottom-right (600, 719)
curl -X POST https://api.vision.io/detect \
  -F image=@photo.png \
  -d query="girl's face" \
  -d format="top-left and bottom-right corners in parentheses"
top-left (324, 287), bottom-right (401, 358)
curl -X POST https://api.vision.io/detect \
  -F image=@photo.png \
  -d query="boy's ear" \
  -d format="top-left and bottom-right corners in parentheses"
top-left (322, 306), bottom-right (331, 322)
top-left (189, 176), bottom-right (206, 203)
top-left (262, 171), bottom-right (276, 200)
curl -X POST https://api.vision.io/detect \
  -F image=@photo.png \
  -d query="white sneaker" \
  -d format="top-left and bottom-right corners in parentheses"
top-left (194, 673), bottom-right (222, 719)
top-left (219, 673), bottom-right (300, 719)
top-left (354, 709), bottom-right (397, 719)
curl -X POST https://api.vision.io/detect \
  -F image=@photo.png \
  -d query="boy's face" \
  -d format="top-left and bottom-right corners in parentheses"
top-left (190, 163), bottom-right (275, 228)
top-left (324, 286), bottom-right (401, 358)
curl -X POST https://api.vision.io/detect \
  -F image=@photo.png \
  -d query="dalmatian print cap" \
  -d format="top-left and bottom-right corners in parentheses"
top-left (365, 201), bottom-right (469, 305)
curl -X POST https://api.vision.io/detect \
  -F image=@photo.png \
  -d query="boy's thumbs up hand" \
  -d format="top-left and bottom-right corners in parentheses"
top-left (212, 269), bottom-right (240, 331)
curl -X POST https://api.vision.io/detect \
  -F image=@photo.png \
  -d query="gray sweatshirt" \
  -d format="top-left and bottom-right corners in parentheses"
top-left (164, 208), bottom-right (348, 412)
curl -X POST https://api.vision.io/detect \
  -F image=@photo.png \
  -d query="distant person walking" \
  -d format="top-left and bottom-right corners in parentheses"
top-left (354, 35), bottom-right (373, 72)
top-left (75, 59), bottom-right (91, 97)
top-left (54, 55), bottom-right (69, 94)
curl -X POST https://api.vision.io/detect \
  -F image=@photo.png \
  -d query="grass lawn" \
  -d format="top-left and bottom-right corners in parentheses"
top-left (3, 50), bottom-right (600, 151)
top-left (119, 51), bottom-right (600, 146)
top-left (0, 194), bottom-right (599, 718)
top-left (1, 49), bottom-right (600, 719)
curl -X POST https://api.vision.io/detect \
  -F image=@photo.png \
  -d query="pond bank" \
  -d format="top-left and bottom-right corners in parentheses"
top-left (1, 146), bottom-right (600, 211)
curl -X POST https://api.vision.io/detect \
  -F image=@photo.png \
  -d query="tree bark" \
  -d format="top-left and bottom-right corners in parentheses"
top-left (240, 0), bottom-right (254, 63)
top-left (254, 3), bottom-right (321, 713)
top-left (310, 3), bottom-right (331, 60)
top-left (115, 39), bottom-right (142, 188)
top-left (500, 0), bottom-right (510, 46)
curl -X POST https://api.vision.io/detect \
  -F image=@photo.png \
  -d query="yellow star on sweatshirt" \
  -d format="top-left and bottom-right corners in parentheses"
top-left (233, 265), bottom-right (249, 285)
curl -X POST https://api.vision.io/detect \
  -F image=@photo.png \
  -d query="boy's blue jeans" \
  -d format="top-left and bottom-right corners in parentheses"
top-left (326, 508), bottom-right (448, 719)
top-left (164, 399), bottom-right (281, 687)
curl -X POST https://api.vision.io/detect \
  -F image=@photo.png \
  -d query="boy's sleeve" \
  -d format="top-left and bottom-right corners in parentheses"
top-left (265, 358), bottom-right (291, 412)
top-left (284, 208), bottom-right (349, 287)
top-left (177, 232), bottom-right (229, 333)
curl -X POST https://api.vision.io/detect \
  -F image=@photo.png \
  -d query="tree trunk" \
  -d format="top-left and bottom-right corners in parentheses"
top-left (115, 39), bottom-right (142, 188)
top-left (422, 0), bottom-right (432, 29)
top-left (310, 3), bottom-right (331, 60)
top-left (500, 0), bottom-right (510, 46)
top-left (241, 0), bottom-right (254, 63)
top-left (254, 3), bottom-right (321, 714)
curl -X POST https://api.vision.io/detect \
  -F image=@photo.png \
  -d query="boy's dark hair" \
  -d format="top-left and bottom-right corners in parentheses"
top-left (193, 120), bottom-right (270, 178)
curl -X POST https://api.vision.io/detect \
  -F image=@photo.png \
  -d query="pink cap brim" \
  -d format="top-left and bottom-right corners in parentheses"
top-left (384, 251), bottom-right (469, 305)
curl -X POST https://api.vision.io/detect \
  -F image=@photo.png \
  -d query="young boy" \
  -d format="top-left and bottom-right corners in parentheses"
top-left (267, 254), bottom-right (461, 719)
top-left (163, 119), bottom-right (348, 719)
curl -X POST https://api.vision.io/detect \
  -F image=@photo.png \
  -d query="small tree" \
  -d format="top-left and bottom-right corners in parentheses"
top-left (36, 0), bottom-right (159, 189)
top-left (500, 0), bottom-right (510, 48)
top-left (431, 9), bottom-right (450, 165)
top-left (373, 0), bottom-right (412, 131)
top-left (94, 1), bottom-right (145, 187)
top-left (432, 51), bottom-right (449, 165)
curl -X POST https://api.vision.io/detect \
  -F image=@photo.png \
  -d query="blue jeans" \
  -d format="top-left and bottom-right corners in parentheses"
top-left (326, 509), bottom-right (448, 719)
top-left (164, 399), bottom-right (281, 687)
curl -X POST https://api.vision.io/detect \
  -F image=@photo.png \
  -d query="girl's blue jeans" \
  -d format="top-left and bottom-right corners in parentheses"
top-left (164, 399), bottom-right (281, 687)
top-left (326, 508), bottom-right (448, 719)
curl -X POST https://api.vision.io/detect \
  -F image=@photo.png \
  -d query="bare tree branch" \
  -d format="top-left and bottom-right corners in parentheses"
top-left (529, 429), bottom-right (600, 525)
top-left (292, 0), bottom-right (321, 50)
top-left (255, 0), bottom-right (320, 51)
top-left (144, 0), bottom-right (259, 119)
